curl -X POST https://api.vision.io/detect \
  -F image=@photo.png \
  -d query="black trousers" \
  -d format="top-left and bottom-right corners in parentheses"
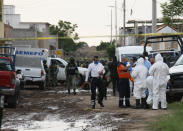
top-left (111, 78), bottom-right (118, 95)
top-left (91, 77), bottom-right (104, 103)
top-left (118, 78), bottom-right (130, 99)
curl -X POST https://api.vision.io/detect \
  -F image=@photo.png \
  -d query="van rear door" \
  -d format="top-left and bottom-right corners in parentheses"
top-left (16, 56), bottom-right (43, 78)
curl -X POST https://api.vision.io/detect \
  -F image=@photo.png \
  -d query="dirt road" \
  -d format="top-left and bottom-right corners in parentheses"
top-left (2, 86), bottom-right (169, 131)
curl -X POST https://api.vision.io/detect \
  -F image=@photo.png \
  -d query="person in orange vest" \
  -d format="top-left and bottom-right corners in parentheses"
top-left (117, 58), bottom-right (133, 108)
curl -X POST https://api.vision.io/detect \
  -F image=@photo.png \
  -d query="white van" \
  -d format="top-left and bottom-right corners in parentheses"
top-left (115, 46), bottom-right (152, 62)
top-left (15, 48), bottom-right (48, 90)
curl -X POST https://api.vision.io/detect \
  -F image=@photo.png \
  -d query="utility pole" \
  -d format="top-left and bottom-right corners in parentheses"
top-left (111, 9), bottom-right (113, 45)
top-left (152, 0), bottom-right (157, 50)
top-left (115, 0), bottom-right (117, 47)
top-left (123, 0), bottom-right (126, 46)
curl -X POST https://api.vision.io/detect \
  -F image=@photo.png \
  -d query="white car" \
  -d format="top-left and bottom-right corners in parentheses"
top-left (168, 54), bottom-right (183, 102)
top-left (47, 57), bottom-right (88, 85)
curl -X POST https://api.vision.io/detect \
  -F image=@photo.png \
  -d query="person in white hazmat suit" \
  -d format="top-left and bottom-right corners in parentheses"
top-left (149, 54), bottom-right (169, 110)
top-left (146, 76), bottom-right (153, 105)
top-left (132, 58), bottom-right (148, 109)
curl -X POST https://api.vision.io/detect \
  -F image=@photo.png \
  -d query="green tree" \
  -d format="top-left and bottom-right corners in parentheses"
top-left (76, 41), bottom-right (88, 49)
top-left (96, 40), bottom-right (115, 58)
top-left (96, 40), bottom-right (115, 51)
top-left (106, 44), bottom-right (115, 59)
top-left (161, 0), bottom-right (183, 25)
top-left (50, 20), bottom-right (79, 52)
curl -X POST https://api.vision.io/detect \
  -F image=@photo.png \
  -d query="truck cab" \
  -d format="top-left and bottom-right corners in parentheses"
top-left (0, 47), bottom-right (20, 108)
top-left (144, 35), bottom-right (183, 102)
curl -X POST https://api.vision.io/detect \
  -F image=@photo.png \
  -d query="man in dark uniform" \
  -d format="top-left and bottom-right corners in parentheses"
top-left (109, 56), bottom-right (119, 96)
top-left (85, 56), bottom-right (105, 109)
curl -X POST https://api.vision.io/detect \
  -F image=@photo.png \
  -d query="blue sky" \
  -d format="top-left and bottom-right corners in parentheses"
top-left (4, 0), bottom-right (168, 46)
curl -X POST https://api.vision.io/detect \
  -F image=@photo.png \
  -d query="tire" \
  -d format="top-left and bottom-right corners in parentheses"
top-left (166, 93), bottom-right (182, 103)
top-left (20, 81), bottom-right (25, 90)
top-left (7, 87), bottom-right (20, 108)
top-left (39, 81), bottom-right (46, 90)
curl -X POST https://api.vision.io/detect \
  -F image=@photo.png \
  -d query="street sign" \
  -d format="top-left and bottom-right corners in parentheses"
top-left (56, 49), bottom-right (63, 56)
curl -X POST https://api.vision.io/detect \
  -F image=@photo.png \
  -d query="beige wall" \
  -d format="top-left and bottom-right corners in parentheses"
top-left (0, 0), bottom-right (4, 38)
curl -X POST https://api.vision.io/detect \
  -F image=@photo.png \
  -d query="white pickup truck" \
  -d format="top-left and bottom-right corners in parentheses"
top-left (47, 57), bottom-right (88, 85)
top-left (15, 47), bottom-right (48, 90)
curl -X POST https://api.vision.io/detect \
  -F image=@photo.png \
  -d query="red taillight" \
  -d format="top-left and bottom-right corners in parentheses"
top-left (11, 73), bottom-right (16, 85)
top-left (41, 70), bottom-right (44, 77)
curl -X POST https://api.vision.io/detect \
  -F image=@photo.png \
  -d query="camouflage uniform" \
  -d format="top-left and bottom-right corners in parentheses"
top-left (49, 60), bottom-right (59, 87)
top-left (65, 57), bottom-right (78, 95)
top-left (43, 60), bottom-right (49, 87)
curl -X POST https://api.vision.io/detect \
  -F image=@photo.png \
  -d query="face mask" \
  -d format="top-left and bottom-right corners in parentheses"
top-left (124, 61), bottom-right (127, 66)
top-left (94, 61), bottom-right (99, 65)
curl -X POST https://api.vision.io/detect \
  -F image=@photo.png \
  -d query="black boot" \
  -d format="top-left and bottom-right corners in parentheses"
top-left (91, 100), bottom-right (95, 109)
top-left (119, 100), bottom-right (125, 108)
top-left (133, 99), bottom-right (141, 109)
top-left (141, 98), bottom-right (146, 109)
top-left (141, 98), bottom-right (149, 109)
top-left (73, 89), bottom-right (76, 95)
top-left (98, 101), bottom-right (104, 107)
top-left (125, 99), bottom-right (131, 107)
top-left (68, 89), bottom-right (70, 94)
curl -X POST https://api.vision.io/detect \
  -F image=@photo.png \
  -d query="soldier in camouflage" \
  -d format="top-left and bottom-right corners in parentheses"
top-left (43, 60), bottom-right (49, 87)
top-left (49, 60), bottom-right (59, 87)
top-left (65, 57), bottom-right (78, 95)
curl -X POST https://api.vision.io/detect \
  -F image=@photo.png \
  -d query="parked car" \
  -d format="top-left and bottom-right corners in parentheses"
top-left (47, 57), bottom-right (88, 86)
top-left (0, 47), bottom-right (20, 108)
top-left (169, 54), bottom-right (183, 102)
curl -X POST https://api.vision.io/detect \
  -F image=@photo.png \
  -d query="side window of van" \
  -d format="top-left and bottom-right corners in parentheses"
top-left (56, 60), bottom-right (65, 68)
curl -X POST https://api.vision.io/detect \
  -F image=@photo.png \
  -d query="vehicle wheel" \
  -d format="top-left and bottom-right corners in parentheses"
top-left (20, 81), bottom-right (25, 90)
top-left (7, 90), bottom-right (20, 108)
top-left (39, 81), bottom-right (46, 90)
top-left (167, 93), bottom-right (182, 103)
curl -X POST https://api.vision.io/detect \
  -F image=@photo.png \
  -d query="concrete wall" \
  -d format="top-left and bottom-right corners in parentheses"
top-left (0, 0), bottom-right (4, 38)
top-left (12, 28), bottom-right (38, 48)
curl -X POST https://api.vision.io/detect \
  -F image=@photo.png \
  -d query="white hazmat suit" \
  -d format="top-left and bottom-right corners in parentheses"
top-left (146, 76), bottom-right (153, 104)
top-left (132, 58), bottom-right (148, 99)
top-left (149, 54), bottom-right (169, 109)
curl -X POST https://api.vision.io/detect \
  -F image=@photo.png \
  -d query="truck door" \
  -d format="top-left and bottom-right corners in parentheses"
top-left (55, 60), bottom-right (66, 80)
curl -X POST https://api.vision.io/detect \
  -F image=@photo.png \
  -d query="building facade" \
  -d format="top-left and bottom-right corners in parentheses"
top-left (0, 0), bottom-right (4, 39)
top-left (4, 5), bottom-right (52, 49)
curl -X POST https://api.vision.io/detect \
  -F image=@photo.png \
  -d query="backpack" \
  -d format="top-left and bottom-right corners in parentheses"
top-left (67, 64), bottom-right (77, 75)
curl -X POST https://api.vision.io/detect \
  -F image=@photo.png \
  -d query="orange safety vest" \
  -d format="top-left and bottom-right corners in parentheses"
top-left (117, 64), bottom-right (133, 81)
